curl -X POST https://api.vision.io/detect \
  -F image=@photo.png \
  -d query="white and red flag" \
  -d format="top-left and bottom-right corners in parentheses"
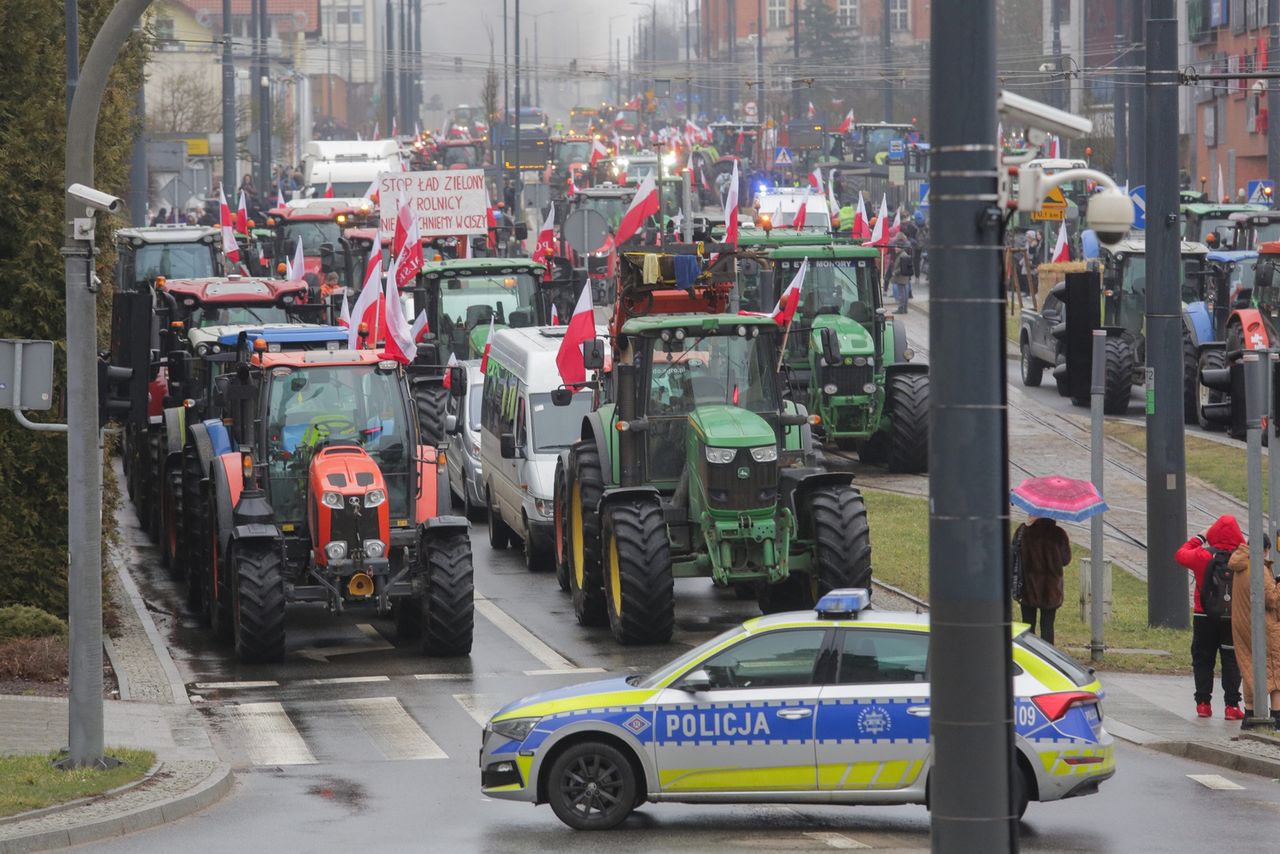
top-left (772, 258), bottom-right (809, 327)
top-left (555, 282), bottom-right (595, 386)
top-left (392, 199), bottom-right (424, 287)
top-left (534, 205), bottom-right (556, 263)
top-left (806, 101), bottom-right (816, 119)
top-left (479, 315), bottom-right (495, 373)
top-left (723, 159), bottom-right (740, 248)
top-left (410, 309), bottom-right (430, 343)
top-left (837, 109), bottom-right (854, 134)
top-left (614, 176), bottom-right (659, 245)
top-left (1052, 221), bottom-right (1070, 263)
top-left (324, 180), bottom-right (335, 199)
top-left (792, 198), bottom-right (808, 231)
top-left (851, 194), bottom-right (870, 239)
top-left (808, 168), bottom-right (824, 194)
top-left (348, 248), bottom-right (384, 349)
top-left (338, 290), bottom-right (351, 328)
top-left (380, 259), bottom-right (416, 364)
top-left (590, 138), bottom-right (609, 167)
top-left (235, 190), bottom-right (248, 234)
top-left (285, 236), bottom-right (305, 279)
top-left (442, 351), bottom-right (459, 389)
top-left (218, 186), bottom-right (240, 264)
top-left (869, 194), bottom-right (890, 246)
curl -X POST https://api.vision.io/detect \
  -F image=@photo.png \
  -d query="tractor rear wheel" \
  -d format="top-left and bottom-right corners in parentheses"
top-left (182, 450), bottom-right (205, 613)
top-left (602, 499), bottom-right (674, 645)
top-left (146, 432), bottom-right (164, 540)
top-left (1102, 337), bottom-right (1134, 416)
top-left (1182, 329), bottom-right (1199, 424)
top-left (553, 460), bottom-right (571, 592)
top-left (886, 372), bottom-right (930, 473)
top-left (420, 531), bottom-right (474, 656)
top-left (413, 382), bottom-right (449, 449)
top-left (1196, 348), bottom-right (1228, 432)
top-left (569, 441), bottom-right (608, 627)
top-left (161, 461), bottom-right (183, 574)
top-left (231, 542), bottom-right (286, 664)
top-left (758, 572), bottom-right (818, 614)
top-left (807, 485), bottom-right (873, 593)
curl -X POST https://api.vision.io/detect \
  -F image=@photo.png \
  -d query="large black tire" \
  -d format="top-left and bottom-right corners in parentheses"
top-left (1020, 338), bottom-right (1045, 387)
top-left (1196, 348), bottom-right (1228, 432)
top-left (145, 432), bottom-right (164, 541)
top-left (886, 372), bottom-right (929, 473)
top-left (553, 460), bottom-right (571, 592)
top-left (413, 382), bottom-right (449, 449)
top-left (856, 432), bottom-right (888, 466)
top-left (758, 572), bottom-right (818, 614)
top-left (808, 485), bottom-right (873, 593)
top-left (1053, 356), bottom-right (1070, 397)
top-left (161, 460), bottom-right (184, 574)
top-left (545, 740), bottom-right (638, 830)
top-left (420, 531), bottom-right (474, 656)
top-left (1102, 336), bottom-right (1134, 416)
top-left (231, 542), bottom-right (287, 664)
top-left (1182, 329), bottom-right (1200, 424)
top-left (602, 499), bottom-right (674, 645)
top-left (523, 516), bottom-right (551, 572)
top-left (487, 486), bottom-right (512, 550)
top-left (568, 441), bottom-right (608, 626)
top-left (181, 449), bottom-right (205, 613)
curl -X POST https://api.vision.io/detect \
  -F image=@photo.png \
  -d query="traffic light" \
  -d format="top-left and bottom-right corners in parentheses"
top-left (1049, 271), bottom-right (1101, 405)
top-left (100, 290), bottom-right (152, 426)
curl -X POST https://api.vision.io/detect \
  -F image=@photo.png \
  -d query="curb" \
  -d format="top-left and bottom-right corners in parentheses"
top-left (107, 522), bottom-right (189, 706)
top-left (1145, 740), bottom-right (1280, 779)
top-left (0, 763), bottom-right (233, 854)
top-left (0, 762), bottom-right (162, 829)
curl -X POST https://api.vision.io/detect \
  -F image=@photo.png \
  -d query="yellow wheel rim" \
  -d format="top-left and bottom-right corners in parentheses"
top-left (608, 534), bottom-right (622, 617)
top-left (571, 481), bottom-right (585, 589)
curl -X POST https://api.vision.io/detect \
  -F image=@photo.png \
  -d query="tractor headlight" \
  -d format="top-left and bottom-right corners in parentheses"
top-left (364, 488), bottom-right (386, 508)
top-left (862, 382), bottom-right (877, 394)
top-left (705, 447), bottom-right (736, 464)
top-left (853, 356), bottom-right (868, 366)
top-left (322, 491), bottom-right (344, 509)
top-left (324, 541), bottom-right (348, 560)
top-left (490, 716), bottom-right (541, 742)
top-left (195, 343), bottom-right (209, 356)
top-left (364, 539), bottom-right (386, 559)
top-left (822, 382), bottom-right (838, 395)
top-left (750, 445), bottom-right (778, 463)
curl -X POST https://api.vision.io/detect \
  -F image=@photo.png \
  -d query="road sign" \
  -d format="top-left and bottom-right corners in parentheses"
top-left (0, 339), bottom-right (54, 411)
top-left (1031, 185), bottom-right (1068, 221)
top-left (888, 164), bottom-right (906, 186)
top-left (564, 209), bottom-right (610, 256)
top-left (1248, 179), bottom-right (1275, 207)
top-left (918, 183), bottom-right (930, 209)
top-left (773, 147), bottom-right (793, 166)
top-left (888, 139), bottom-right (905, 162)
top-left (1129, 185), bottom-right (1146, 229)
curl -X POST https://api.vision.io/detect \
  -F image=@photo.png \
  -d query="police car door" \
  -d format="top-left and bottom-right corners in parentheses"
top-left (814, 628), bottom-right (931, 793)
top-left (652, 628), bottom-right (829, 794)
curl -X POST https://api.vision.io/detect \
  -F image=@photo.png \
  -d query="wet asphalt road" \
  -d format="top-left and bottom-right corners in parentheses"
top-left (84, 511), bottom-right (1280, 854)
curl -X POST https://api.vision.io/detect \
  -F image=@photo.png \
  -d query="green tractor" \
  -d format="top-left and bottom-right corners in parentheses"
top-left (556, 309), bottom-right (873, 645)
top-left (741, 244), bottom-right (930, 472)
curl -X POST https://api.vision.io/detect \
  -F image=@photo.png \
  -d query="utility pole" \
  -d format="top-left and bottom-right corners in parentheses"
top-left (617, 38), bottom-right (622, 104)
top-left (791, 0), bottom-right (800, 118)
top-left (503, 0), bottom-right (509, 119)
top-left (1113, 0), bottom-right (1127, 184)
top-left (757, 0), bottom-right (764, 117)
top-left (65, 0), bottom-right (78, 117)
top-left (928, 0), bottom-right (1016, 848)
top-left (385, 0), bottom-right (395, 132)
top-left (222, 0), bottom-right (237, 194)
top-left (1269, 0), bottom-right (1280, 183)
top-left (1128, 0), bottom-right (1145, 189)
top-left (534, 16), bottom-right (541, 107)
top-left (1051, 0), bottom-right (1063, 109)
top-left (882, 0), bottom-right (893, 120)
top-left (412, 0), bottom-right (422, 130)
top-left (685, 0), bottom-right (692, 119)
top-left (1145, 0), bottom-right (1188, 629)
top-left (255, 0), bottom-right (270, 183)
top-left (399, 0), bottom-right (408, 133)
top-left (514, 0), bottom-right (522, 217)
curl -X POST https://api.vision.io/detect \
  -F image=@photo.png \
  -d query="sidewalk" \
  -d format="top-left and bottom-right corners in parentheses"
top-left (0, 477), bottom-right (232, 854)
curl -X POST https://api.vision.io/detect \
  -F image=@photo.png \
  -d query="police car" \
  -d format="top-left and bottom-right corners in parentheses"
top-left (479, 590), bottom-right (1114, 830)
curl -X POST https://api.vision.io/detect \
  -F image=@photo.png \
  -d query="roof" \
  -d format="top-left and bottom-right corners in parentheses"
top-left (115, 225), bottom-right (219, 245)
top-left (161, 276), bottom-right (307, 303)
top-left (488, 326), bottom-right (609, 383)
top-left (420, 258), bottom-right (545, 277)
top-left (268, 205), bottom-right (355, 223)
top-left (621, 313), bottom-right (781, 335)
top-left (1181, 203), bottom-right (1266, 215)
top-left (575, 185), bottom-right (636, 199)
top-left (1207, 250), bottom-right (1258, 263)
top-left (1107, 237), bottom-right (1210, 256)
top-left (744, 609), bottom-right (931, 632)
top-left (178, 0), bottom-right (319, 34)
top-left (256, 348), bottom-right (388, 369)
top-left (768, 244), bottom-right (881, 261)
top-left (737, 229), bottom-right (833, 248)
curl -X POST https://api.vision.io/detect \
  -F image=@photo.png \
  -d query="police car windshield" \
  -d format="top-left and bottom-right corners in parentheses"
top-left (636, 625), bottom-right (747, 688)
top-left (1015, 630), bottom-right (1093, 687)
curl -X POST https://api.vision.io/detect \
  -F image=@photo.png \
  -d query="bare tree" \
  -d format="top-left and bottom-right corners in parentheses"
top-left (148, 70), bottom-right (222, 134)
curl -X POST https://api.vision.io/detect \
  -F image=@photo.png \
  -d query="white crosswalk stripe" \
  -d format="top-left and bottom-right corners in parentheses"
top-left (1187, 774), bottom-right (1245, 790)
top-left (229, 702), bottom-right (317, 766)
top-left (344, 697), bottom-right (447, 760)
top-left (453, 693), bottom-right (506, 727)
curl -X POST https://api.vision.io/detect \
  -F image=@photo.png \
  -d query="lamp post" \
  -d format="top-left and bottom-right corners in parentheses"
top-left (631, 1), bottom-right (657, 100)
top-left (528, 10), bottom-right (552, 108)
top-left (608, 13), bottom-right (627, 105)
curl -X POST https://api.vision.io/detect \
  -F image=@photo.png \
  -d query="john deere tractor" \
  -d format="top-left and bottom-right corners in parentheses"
top-left (741, 245), bottom-right (930, 472)
top-left (554, 252), bottom-right (872, 645)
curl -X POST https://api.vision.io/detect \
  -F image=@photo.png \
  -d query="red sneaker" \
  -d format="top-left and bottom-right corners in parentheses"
top-left (1196, 702), bottom-right (1212, 718)
top-left (1224, 705), bottom-right (1245, 721)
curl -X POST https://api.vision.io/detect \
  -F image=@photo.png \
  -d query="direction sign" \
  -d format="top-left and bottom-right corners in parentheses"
top-left (1030, 185), bottom-right (1068, 222)
top-left (774, 147), bottom-right (793, 166)
top-left (888, 140), bottom-right (905, 162)
top-left (1247, 179), bottom-right (1275, 207)
top-left (1129, 185), bottom-right (1146, 230)
top-left (918, 183), bottom-right (930, 209)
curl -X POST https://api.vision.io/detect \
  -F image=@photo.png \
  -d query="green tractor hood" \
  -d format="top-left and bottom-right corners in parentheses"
top-left (809, 314), bottom-right (875, 358)
top-left (688, 404), bottom-right (776, 449)
top-left (468, 323), bottom-right (507, 359)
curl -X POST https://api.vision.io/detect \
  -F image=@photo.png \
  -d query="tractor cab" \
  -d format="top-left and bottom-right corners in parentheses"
top-left (115, 226), bottom-right (223, 292)
top-left (412, 258), bottom-right (551, 364)
top-left (1230, 210), bottom-right (1280, 250)
top-left (266, 201), bottom-right (367, 283)
top-left (1101, 238), bottom-right (1210, 341)
top-left (1180, 203), bottom-right (1264, 250)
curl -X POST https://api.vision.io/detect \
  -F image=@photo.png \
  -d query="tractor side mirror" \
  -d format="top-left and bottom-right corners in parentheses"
top-left (820, 326), bottom-right (842, 367)
top-left (550, 387), bottom-right (574, 406)
top-left (319, 242), bottom-right (336, 273)
top-left (582, 338), bottom-right (606, 371)
top-left (212, 373), bottom-right (231, 409)
top-left (1255, 260), bottom-right (1275, 291)
top-left (448, 366), bottom-right (466, 397)
top-left (514, 223), bottom-right (529, 241)
top-left (166, 351), bottom-right (188, 397)
top-left (499, 432), bottom-right (518, 459)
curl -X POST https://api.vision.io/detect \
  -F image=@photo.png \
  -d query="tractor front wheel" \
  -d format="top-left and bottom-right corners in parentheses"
top-left (1182, 329), bottom-right (1199, 424)
top-left (420, 530), bottom-right (474, 656)
top-left (602, 499), bottom-right (673, 645)
top-left (569, 441), bottom-right (608, 627)
top-left (553, 460), bottom-right (571, 592)
top-left (886, 372), bottom-right (930, 474)
top-left (231, 542), bottom-right (287, 664)
top-left (413, 382), bottom-right (450, 449)
top-left (808, 485), bottom-right (873, 593)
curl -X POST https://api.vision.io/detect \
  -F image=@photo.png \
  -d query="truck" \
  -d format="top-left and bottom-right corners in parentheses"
top-left (301, 139), bottom-right (402, 199)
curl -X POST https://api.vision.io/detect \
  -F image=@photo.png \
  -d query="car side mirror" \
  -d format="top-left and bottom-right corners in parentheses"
top-left (514, 223), bottom-right (529, 241)
top-left (500, 432), bottom-right (518, 459)
top-left (582, 338), bottom-right (606, 371)
top-left (550, 387), bottom-right (574, 406)
top-left (679, 669), bottom-right (712, 692)
top-left (445, 413), bottom-right (459, 435)
top-left (820, 326), bottom-right (842, 367)
top-left (448, 366), bottom-right (466, 398)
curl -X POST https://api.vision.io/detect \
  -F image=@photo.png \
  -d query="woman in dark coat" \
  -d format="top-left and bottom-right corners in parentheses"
top-left (1012, 517), bottom-right (1072, 644)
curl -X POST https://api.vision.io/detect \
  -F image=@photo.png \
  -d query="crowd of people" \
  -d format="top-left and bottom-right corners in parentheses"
top-left (147, 167), bottom-right (309, 228)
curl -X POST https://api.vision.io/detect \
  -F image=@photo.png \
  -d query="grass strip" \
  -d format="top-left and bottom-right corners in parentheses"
top-left (1106, 421), bottom-right (1265, 507)
top-left (0, 748), bottom-right (154, 818)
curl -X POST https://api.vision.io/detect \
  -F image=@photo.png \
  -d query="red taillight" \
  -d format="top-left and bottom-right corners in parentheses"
top-left (1031, 690), bottom-right (1098, 722)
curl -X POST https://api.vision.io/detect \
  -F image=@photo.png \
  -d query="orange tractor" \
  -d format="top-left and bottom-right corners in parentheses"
top-left (190, 345), bottom-right (473, 662)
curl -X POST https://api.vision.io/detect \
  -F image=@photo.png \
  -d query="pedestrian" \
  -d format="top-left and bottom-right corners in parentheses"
top-left (1010, 516), bottom-right (1071, 644)
top-left (1176, 515), bottom-right (1245, 719)
top-left (1229, 534), bottom-right (1280, 724)
top-left (150, 207), bottom-right (169, 226)
top-left (888, 231), bottom-right (913, 314)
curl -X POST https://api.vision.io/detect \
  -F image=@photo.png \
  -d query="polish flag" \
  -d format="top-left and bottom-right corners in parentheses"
top-left (808, 168), bottom-right (824, 194)
top-left (534, 205), bottom-right (556, 264)
top-left (826, 169), bottom-right (839, 216)
top-left (373, 121), bottom-right (381, 140)
top-left (410, 309), bottom-right (431, 344)
top-left (392, 115), bottom-right (398, 138)
top-left (806, 101), bottom-right (816, 119)
top-left (479, 315), bottom-right (495, 373)
top-left (462, 234), bottom-right (474, 258)
top-left (1052, 221), bottom-right (1070, 263)
top-left (338, 290), bottom-right (352, 328)
top-left (361, 180), bottom-right (380, 206)
top-left (837, 109), bottom-right (854, 134)
top-left (442, 351), bottom-right (459, 389)
top-left (393, 200), bottom-right (424, 287)
top-left (772, 258), bottom-right (809, 327)
top-left (324, 180), bottom-right (335, 199)
top-left (567, 174), bottom-right (577, 198)
top-left (723, 159), bottom-right (740, 248)
top-left (219, 186), bottom-right (240, 263)
top-left (590, 137), bottom-right (609, 167)
top-left (348, 248), bottom-right (384, 349)
top-left (869, 194), bottom-right (890, 246)
top-left (235, 191), bottom-right (248, 234)
top-left (551, 303), bottom-right (560, 325)
top-left (379, 258), bottom-right (416, 364)
top-left (555, 282), bottom-right (595, 386)
top-left (285, 236), bottom-right (305, 279)
top-left (276, 185), bottom-right (285, 209)
top-left (888, 209), bottom-right (901, 239)
top-left (792, 198), bottom-right (808, 231)
top-left (485, 204), bottom-right (498, 249)
top-left (850, 194), bottom-right (870, 239)
top-left (614, 176), bottom-right (659, 245)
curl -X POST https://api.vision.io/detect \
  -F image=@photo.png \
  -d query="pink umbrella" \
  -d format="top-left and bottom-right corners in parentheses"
top-left (1010, 476), bottom-right (1108, 523)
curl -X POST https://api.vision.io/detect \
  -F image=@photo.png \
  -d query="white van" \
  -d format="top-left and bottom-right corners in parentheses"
top-left (301, 140), bottom-right (401, 199)
top-left (480, 326), bottom-right (603, 570)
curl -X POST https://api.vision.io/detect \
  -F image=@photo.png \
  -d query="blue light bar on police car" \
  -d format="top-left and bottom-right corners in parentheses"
top-left (815, 588), bottom-right (870, 619)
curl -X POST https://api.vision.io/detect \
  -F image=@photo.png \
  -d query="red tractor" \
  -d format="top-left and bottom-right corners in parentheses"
top-left (265, 201), bottom-right (371, 284)
top-left (188, 346), bottom-right (473, 662)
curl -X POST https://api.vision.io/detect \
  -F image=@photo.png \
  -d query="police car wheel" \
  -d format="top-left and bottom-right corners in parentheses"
top-left (1014, 758), bottom-right (1033, 820)
top-left (546, 741), bottom-right (638, 830)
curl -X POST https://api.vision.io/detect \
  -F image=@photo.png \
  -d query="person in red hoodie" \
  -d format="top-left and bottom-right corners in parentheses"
top-left (1175, 515), bottom-right (1245, 720)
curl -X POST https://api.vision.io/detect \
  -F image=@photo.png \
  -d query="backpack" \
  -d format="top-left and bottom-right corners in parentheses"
top-left (897, 252), bottom-right (915, 277)
top-left (1200, 547), bottom-right (1234, 619)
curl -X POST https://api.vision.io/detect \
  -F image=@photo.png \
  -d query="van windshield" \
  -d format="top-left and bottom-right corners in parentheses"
top-left (529, 390), bottom-right (593, 453)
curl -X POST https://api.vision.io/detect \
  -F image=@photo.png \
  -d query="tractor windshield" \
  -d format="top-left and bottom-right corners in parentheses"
top-left (190, 304), bottom-right (292, 327)
top-left (441, 145), bottom-right (479, 168)
top-left (1112, 254), bottom-right (1208, 327)
top-left (263, 364), bottom-right (413, 521)
top-left (282, 220), bottom-right (341, 255)
top-left (134, 243), bottom-right (218, 283)
top-left (557, 141), bottom-right (592, 164)
top-left (579, 196), bottom-right (631, 231)
top-left (437, 273), bottom-right (539, 358)
top-left (777, 258), bottom-right (878, 360)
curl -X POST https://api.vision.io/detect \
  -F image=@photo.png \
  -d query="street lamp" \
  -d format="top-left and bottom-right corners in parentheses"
top-left (608, 13), bottom-right (627, 105)
top-left (630, 1), bottom-right (656, 62)
top-left (527, 10), bottom-right (553, 107)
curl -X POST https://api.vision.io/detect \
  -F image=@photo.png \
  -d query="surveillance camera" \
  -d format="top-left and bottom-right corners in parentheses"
top-left (67, 183), bottom-right (123, 214)
top-left (1086, 188), bottom-right (1135, 247)
top-left (1038, 62), bottom-right (1055, 73)
top-left (997, 89), bottom-right (1093, 140)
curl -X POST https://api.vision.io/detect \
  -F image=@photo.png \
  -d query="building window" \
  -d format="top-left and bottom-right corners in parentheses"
top-left (155, 16), bottom-right (175, 42)
top-left (837, 0), bottom-right (858, 28)
top-left (767, 0), bottom-right (788, 29)
top-left (890, 0), bottom-right (909, 31)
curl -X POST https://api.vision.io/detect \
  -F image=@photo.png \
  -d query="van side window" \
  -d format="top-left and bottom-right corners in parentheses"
top-left (497, 366), bottom-right (516, 436)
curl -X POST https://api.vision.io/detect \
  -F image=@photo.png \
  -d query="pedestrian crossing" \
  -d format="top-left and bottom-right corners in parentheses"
top-left (206, 692), bottom-right (506, 768)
